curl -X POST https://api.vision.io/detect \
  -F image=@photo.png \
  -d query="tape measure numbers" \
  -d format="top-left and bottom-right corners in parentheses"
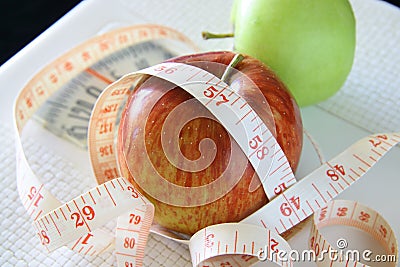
top-left (14, 25), bottom-right (399, 266)
top-left (14, 25), bottom-right (196, 266)
top-left (310, 200), bottom-right (397, 267)
top-left (87, 62), bottom-right (399, 266)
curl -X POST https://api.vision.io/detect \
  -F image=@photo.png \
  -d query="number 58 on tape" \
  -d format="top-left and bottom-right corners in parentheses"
top-left (13, 25), bottom-right (399, 267)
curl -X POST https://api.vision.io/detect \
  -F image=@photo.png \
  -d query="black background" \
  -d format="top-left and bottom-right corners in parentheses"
top-left (0, 0), bottom-right (399, 66)
top-left (0, 1), bottom-right (82, 65)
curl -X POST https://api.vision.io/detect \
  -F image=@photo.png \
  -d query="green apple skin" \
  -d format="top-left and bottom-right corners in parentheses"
top-left (232, 0), bottom-right (356, 106)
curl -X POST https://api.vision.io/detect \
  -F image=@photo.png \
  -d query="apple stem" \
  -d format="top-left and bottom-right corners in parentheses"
top-left (221, 53), bottom-right (245, 82)
top-left (202, 31), bottom-right (234, 40)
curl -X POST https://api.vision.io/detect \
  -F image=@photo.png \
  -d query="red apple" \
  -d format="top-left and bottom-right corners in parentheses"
top-left (117, 51), bottom-right (303, 235)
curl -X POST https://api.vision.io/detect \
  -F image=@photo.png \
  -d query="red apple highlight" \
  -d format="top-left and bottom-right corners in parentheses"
top-left (117, 51), bottom-right (303, 235)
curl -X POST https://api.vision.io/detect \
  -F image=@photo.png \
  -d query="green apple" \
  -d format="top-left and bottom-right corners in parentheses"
top-left (231, 0), bottom-right (356, 106)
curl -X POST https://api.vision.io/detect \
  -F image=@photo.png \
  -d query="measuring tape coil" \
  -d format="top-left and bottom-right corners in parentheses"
top-left (14, 25), bottom-right (399, 267)
top-left (87, 61), bottom-right (399, 266)
top-left (14, 24), bottom-right (196, 266)
top-left (310, 200), bottom-right (397, 267)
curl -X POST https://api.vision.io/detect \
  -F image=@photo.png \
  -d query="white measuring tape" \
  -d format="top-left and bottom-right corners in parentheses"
top-left (13, 24), bottom-right (195, 266)
top-left (310, 200), bottom-right (397, 267)
top-left (14, 25), bottom-right (398, 266)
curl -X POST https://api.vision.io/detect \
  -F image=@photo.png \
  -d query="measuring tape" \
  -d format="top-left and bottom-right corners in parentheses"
top-left (87, 61), bottom-right (399, 266)
top-left (13, 24), bottom-right (196, 266)
top-left (14, 25), bottom-right (399, 266)
top-left (310, 199), bottom-right (397, 267)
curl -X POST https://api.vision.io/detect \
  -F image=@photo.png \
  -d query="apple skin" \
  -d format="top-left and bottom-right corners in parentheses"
top-left (117, 51), bottom-right (303, 235)
top-left (232, 0), bottom-right (356, 106)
